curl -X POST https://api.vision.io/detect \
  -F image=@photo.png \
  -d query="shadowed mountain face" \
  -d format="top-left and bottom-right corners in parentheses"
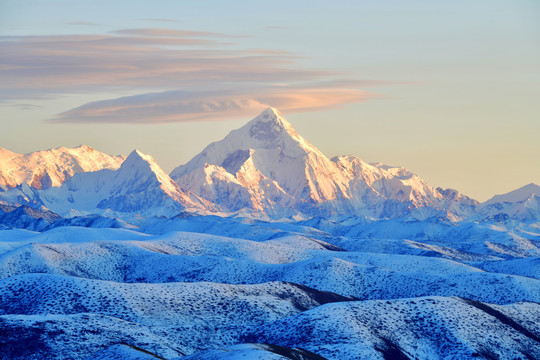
top-left (0, 204), bottom-right (60, 231)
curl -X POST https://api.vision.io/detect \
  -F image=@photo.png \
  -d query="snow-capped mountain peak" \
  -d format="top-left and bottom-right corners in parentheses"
top-left (170, 108), bottom-right (350, 214)
top-left (478, 183), bottom-right (540, 222)
top-left (120, 149), bottom-right (164, 177)
top-left (117, 149), bottom-right (187, 201)
top-left (0, 147), bottom-right (18, 162)
top-left (246, 107), bottom-right (300, 143)
top-left (90, 149), bottom-right (215, 215)
top-left (0, 149), bottom-right (216, 218)
top-left (171, 108), bottom-right (321, 180)
top-left (0, 145), bottom-right (124, 190)
top-left (243, 107), bottom-right (319, 156)
top-left (485, 183), bottom-right (540, 204)
top-left (170, 107), bottom-right (480, 219)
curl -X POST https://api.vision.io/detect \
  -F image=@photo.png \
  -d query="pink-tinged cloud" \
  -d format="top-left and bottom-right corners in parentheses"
top-left (0, 31), bottom-right (330, 98)
top-left (52, 87), bottom-right (376, 124)
top-left (2, 27), bottom-right (397, 122)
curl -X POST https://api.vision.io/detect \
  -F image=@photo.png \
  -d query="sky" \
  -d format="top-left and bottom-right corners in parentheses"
top-left (1, 0), bottom-right (539, 201)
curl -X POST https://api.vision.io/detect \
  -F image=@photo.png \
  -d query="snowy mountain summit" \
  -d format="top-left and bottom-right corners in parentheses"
top-left (0, 145), bottom-right (124, 190)
top-left (171, 107), bottom-right (475, 219)
top-left (3, 149), bottom-right (214, 217)
top-left (171, 107), bottom-right (350, 217)
top-left (91, 149), bottom-right (213, 215)
top-left (485, 183), bottom-right (540, 204)
top-left (479, 183), bottom-right (540, 221)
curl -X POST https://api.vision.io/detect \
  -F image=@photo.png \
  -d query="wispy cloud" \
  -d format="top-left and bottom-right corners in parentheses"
top-left (66, 21), bottom-right (101, 26)
top-left (11, 103), bottom-right (43, 110)
top-left (111, 28), bottom-right (238, 38)
top-left (1, 27), bottom-right (395, 124)
top-left (139, 18), bottom-right (181, 23)
top-left (264, 26), bottom-right (291, 30)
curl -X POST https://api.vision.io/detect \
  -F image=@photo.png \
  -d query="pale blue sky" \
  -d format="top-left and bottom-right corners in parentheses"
top-left (1, 0), bottom-right (539, 201)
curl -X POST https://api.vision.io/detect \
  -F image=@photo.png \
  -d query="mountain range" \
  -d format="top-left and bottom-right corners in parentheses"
top-left (0, 107), bottom-right (537, 223)
top-left (0, 144), bottom-right (124, 191)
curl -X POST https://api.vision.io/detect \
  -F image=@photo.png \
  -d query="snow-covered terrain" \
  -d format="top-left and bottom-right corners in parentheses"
top-left (0, 218), bottom-right (539, 359)
top-left (0, 108), bottom-right (539, 359)
top-left (478, 183), bottom-right (540, 222)
top-left (180, 343), bottom-right (328, 360)
top-left (485, 183), bottom-right (540, 204)
top-left (1, 150), bottom-right (216, 217)
top-left (0, 145), bottom-right (124, 190)
top-left (244, 296), bottom-right (540, 360)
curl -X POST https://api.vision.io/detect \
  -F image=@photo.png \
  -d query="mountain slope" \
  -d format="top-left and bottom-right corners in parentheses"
top-left (171, 107), bottom-right (347, 217)
top-left (0, 274), bottom-right (350, 359)
top-left (0, 204), bottom-right (60, 231)
top-left (181, 343), bottom-right (328, 360)
top-left (485, 183), bottom-right (540, 204)
top-left (0, 274), bottom-right (351, 328)
top-left (19, 150), bottom-right (215, 217)
top-left (1, 231), bottom-right (538, 305)
top-left (171, 107), bottom-right (475, 219)
top-left (243, 296), bottom-right (540, 360)
top-left (479, 183), bottom-right (540, 221)
top-left (0, 145), bottom-right (124, 190)
top-left (86, 344), bottom-right (167, 360)
top-left (0, 313), bottom-right (183, 360)
top-left (3, 296), bottom-right (539, 360)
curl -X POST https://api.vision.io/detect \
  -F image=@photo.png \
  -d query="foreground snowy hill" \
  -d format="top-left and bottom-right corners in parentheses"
top-left (0, 208), bottom-right (538, 359)
top-left (86, 344), bottom-right (168, 360)
top-left (1, 229), bottom-right (538, 305)
top-left (0, 273), bottom-right (350, 359)
top-left (1, 294), bottom-right (538, 360)
top-left (244, 296), bottom-right (540, 360)
top-left (0, 145), bottom-right (124, 190)
top-left (0, 274), bottom-right (351, 327)
top-left (179, 344), bottom-right (328, 360)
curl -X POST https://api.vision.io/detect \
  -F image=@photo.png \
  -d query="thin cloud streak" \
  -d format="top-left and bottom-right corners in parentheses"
top-left (11, 103), bottom-right (43, 110)
top-left (2, 27), bottom-right (398, 124)
top-left (66, 21), bottom-right (101, 26)
top-left (139, 18), bottom-right (181, 23)
top-left (111, 28), bottom-right (238, 38)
